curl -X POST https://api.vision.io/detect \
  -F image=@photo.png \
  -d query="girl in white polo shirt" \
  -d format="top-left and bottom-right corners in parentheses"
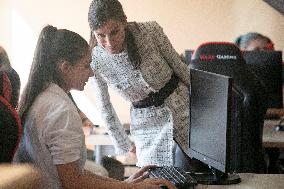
top-left (14, 25), bottom-right (175, 189)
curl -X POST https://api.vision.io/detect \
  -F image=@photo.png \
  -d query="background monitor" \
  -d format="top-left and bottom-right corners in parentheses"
top-left (189, 68), bottom-right (240, 184)
top-left (183, 50), bottom-right (194, 65)
top-left (243, 51), bottom-right (283, 109)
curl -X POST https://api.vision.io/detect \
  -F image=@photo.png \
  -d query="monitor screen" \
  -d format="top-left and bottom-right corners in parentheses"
top-left (183, 50), bottom-right (194, 65)
top-left (243, 51), bottom-right (283, 108)
top-left (189, 68), bottom-right (233, 173)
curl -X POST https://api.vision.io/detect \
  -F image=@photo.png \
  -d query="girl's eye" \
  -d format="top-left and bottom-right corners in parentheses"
top-left (98, 34), bottom-right (105, 38)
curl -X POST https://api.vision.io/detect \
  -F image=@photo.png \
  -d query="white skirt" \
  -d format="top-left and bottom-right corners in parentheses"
top-left (130, 83), bottom-right (190, 167)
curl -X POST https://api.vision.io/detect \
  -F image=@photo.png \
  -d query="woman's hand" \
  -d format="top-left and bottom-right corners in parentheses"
top-left (124, 165), bottom-right (154, 183)
top-left (129, 143), bottom-right (136, 154)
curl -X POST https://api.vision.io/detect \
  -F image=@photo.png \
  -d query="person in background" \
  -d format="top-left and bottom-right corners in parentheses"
top-left (234, 32), bottom-right (283, 118)
top-left (88, 0), bottom-right (191, 168)
top-left (234, 32), bottom-right (274, 51)
top-left (13, 25), bottom-right (176, 189)
top-left (0, 46), bottom-right (21, 108)
top-left (235, 32), bottom-right (284, 173)
top-left (0, 46), bottom-right (12, 71)
top-left (0, 47), bottom-right (22, 163)
top-left (0, 71), bottom-right (22, 162)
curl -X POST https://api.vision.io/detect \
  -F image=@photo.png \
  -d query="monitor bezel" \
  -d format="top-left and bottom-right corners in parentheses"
top-left (188, 68), bottom-right (233, 173)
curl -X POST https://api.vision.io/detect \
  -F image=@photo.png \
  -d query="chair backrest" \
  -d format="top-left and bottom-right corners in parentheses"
top-left (0, 71), bottom-right (22, 162)
top-left (5, 68), bottom-right (21, 108)
top-left (189, 42), bottom-right (268, 173)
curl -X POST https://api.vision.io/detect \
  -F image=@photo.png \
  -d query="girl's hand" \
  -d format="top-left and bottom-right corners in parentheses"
top-left (125, 165), bottom-right (177, 189)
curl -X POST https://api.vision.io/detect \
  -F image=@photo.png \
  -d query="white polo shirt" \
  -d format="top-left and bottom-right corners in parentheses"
top-left (14, 83), bottom-right (87, 189)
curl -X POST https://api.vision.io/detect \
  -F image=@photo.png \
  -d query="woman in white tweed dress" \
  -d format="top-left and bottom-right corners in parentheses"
top-left (88, 0), bottom-right (191, 167)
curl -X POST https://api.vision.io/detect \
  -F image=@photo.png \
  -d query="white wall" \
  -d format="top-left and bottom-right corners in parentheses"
top-left (1, 0), bottom-right (283, 125)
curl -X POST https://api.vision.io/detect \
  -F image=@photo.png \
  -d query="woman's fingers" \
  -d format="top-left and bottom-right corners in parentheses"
top-left (125, 165), bottom-right (158, 183)
top-left (131, 172), bottom-right (150, 183)
top-left (136, 165), bottom-right (157, 175)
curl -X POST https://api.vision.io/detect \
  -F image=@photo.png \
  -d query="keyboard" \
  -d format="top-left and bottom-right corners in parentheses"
top-left (149, 166), bottom-right (197, 189)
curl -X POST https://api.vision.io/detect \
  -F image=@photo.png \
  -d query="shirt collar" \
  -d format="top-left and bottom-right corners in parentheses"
top-left (45, 83), bottom-right (73, 105)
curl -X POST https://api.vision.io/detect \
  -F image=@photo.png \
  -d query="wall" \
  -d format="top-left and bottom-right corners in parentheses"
top-left (0, 0), bottom-right (12, 52)
top-left (0, 0), bottom-right (283, 125)
top-left (120, 0), bottom-right (284, 52)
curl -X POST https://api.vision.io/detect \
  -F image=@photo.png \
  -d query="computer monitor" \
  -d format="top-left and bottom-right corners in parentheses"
top-left (188, 68), bottom-right (241, 185)
top-left (243, 51), bottom-right (283, 109)
top-left (183, 50), bottom-right (194, 65)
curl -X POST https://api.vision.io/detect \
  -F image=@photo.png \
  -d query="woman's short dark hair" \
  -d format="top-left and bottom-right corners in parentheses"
top-left (88, 0), bottom-right (141, 69)
top-left (88, 0), bottom-right (126, 31)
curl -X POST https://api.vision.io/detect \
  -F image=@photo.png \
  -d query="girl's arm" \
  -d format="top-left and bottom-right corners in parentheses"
top-left (57, 161), bottom-right (177, 189)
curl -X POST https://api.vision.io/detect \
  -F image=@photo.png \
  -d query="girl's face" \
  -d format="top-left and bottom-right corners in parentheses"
top-left (64, 51), bottom-right (94, 91)
top-left (93, 19), bottom-right (126, 54)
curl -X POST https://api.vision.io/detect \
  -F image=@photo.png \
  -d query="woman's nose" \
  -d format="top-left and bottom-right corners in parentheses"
top-left (105, 36), bottom-right (115, 47)
top-left (89, 68), bottom-right (94, 77)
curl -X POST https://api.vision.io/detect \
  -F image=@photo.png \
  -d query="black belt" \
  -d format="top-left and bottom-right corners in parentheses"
top-left (132, 74), bottom-right (179, 108)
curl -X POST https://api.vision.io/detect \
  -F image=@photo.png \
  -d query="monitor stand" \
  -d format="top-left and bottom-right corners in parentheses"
top-left (188, 168), bottom-right (241, 185)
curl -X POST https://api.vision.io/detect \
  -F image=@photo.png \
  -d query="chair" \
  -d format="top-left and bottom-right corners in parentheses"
top-left (187, 42), bottom-right (268, 173)
top-left (101, 156), bottom-right (125, 180)
top-left (0, 71), bottom-right (22, 162)
top-left (5, 68), bottom-right (21, 109)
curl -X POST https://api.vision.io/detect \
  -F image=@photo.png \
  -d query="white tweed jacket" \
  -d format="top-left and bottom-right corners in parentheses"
top-left (91, 21), bottom-right (191, 166)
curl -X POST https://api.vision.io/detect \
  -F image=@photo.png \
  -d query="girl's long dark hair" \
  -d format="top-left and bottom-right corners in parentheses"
top-left (18, 25), bottom-right (89, 122)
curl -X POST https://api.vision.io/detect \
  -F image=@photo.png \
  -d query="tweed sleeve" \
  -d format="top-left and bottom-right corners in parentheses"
top-left (90, 71), bottom-right (132, 154)
top-left (147, 21), bottom-right (191, 86)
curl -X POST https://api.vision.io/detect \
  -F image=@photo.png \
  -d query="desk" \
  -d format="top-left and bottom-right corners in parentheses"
top-left (85, 134), bottom-right (113, 146)
top-left (85, 129), bottom-right (134, 164)
top-left (262, 119), bottom-right (284, 173)
top-left (197, 173), bottom-right (284, 189)
top-left (85, 121), bottom-right (284, 152)
top-left (263, 119), bottom-right (284, 148)
top-left (85, 120), bottom-right (284, 165)
top-left (85, 132), bottom-right (114, 164)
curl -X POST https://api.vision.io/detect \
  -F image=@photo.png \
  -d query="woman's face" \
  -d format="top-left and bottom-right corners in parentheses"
top-left (93, 19), bottom-right (126, 54)
top-left (65, 51), bottom-right (94, 91)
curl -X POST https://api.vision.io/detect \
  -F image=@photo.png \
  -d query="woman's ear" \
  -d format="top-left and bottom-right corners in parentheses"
top-left (89, 31), bottom-right (97, 50)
